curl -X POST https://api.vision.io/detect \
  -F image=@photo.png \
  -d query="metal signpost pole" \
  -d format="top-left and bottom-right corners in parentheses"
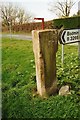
top-left (78, 42), bottom-right (80, 81)
top-left (34, 18), bottom-right (44, 30)
top-left (78, 42), bottom-right (80, 61)
top-left (62, 44), bottom-right (64, 65)
top-left (78, 28), bottom-right (80, 60)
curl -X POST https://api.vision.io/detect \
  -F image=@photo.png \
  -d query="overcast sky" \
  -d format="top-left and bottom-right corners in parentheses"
top-left (0, 0), bottom-right (80, 21)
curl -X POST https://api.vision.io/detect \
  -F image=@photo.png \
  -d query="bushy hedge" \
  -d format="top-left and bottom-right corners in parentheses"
top-left (2, 21), bottom-right (53, 33)
top-left (2, 16), bottom-right (80, 33)
top-left (53, 16), bottom-right (80, 29)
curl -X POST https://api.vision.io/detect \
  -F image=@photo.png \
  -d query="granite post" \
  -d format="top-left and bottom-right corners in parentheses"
top-left (32, 29), bottom-right (58, 97)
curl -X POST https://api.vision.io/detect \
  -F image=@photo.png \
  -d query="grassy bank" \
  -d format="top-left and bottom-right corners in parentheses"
top-left (2, 38), bottom-right (80, 119)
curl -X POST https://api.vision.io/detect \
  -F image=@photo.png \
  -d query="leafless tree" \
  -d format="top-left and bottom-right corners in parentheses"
top-left (17, 8), bottom-right (32, 25)
top-left (49, 0), bottom-right (75, 17)
top-left (0, 3), bottom-right (33, 29)
top-left (1, 3), bottom-right (17, 29)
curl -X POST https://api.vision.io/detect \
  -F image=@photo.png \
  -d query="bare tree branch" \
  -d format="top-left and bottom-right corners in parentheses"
top-left (49, 0), bottom-right (76, 17)
top-left (0, 3), bottom-right (34, 28)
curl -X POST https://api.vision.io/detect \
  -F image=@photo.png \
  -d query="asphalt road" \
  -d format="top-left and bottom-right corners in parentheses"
top-left (0, 34), bottom-right (32, 40)
top-left (0, 34), bottom-right (79, 46)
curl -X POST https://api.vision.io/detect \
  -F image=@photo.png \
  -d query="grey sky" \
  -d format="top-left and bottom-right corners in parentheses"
top-left (0, 0), bottom-right (80, 21)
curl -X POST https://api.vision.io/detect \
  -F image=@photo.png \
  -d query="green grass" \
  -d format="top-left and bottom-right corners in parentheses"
top-left (2, 38), bottom-right (80, 119)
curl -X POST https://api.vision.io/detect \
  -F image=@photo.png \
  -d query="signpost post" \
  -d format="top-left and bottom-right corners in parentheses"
top-left (78, 42), bottom-right (80, 59)
top-left (62, 44), bottom-right (64, 64)
top-left (78, 29), bottom-right (80, 60)
top-left (34, 18), bottom-right (44, 30)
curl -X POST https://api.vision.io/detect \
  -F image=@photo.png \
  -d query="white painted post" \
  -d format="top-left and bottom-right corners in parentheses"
top-left (78, 28), bottom-right (80, 60)
top-left (78, 42), bottom-right (80, 60)
top-left (62, 44), bottom-right (64, 64)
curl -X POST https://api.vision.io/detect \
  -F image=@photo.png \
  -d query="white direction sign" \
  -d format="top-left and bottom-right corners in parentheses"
top-left (61, 29), bottom-right (80, 44)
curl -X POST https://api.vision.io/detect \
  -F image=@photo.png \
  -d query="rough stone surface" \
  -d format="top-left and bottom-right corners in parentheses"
top-left (32, 29), bottom-right (58, 97)
top-left (59, 85), bottom-right (71, 96)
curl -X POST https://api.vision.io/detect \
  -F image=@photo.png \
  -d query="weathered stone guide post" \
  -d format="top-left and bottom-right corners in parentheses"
top-left (32, 29), bottom-right (58, 97)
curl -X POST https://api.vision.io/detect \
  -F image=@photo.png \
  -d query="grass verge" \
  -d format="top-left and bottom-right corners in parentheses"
top-left (2, 37), bottom-right (80, 119)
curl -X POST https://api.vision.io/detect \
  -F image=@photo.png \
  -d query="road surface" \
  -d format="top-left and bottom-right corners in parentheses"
top-left (0, 34), bottom-right (32, 40)
top-left (0, 34), bottom-right (79, 45)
